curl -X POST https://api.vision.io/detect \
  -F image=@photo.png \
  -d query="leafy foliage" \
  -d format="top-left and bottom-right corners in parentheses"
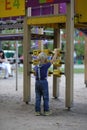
top-left (75, 43), bottom-right (84, 59)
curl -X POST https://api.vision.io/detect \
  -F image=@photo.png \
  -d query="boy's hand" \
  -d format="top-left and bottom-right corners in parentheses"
top-left (54, 48), bottom-right (58, 54)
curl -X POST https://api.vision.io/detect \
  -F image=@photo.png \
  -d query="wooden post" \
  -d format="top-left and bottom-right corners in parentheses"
top-left (38, 28), bottom-right (44, 50)
top-left (23, 16), bottom-right (31, 103)
top-left (65, 0), bottom-right (74, 109)
top-left (84, 35), bottom-right (87, 87)
top-left (53, 28), bottom-right (61, 98)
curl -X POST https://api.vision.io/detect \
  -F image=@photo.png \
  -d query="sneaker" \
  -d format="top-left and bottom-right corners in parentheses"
top-left (35, 112), bottom-right (41, 116)
top-left (9, 74), bottom-right (13, 77)
top-left (44, 111), bottom-right (51, 116)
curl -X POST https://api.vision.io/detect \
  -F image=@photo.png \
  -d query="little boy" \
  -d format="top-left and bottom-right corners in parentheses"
top-left (34, 49), bottom-right (58, 116)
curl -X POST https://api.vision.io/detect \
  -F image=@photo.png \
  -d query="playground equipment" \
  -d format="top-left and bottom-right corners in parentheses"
top-left (1, 0), bottom-right (87, 110)
top-left (0, 0), bottom-right (25, 18)
top-left (53, 59), bottom-right (64, 67)
top-left (29, 48), bottom-right (65, 77)
top-left (53, 69), bottom-right (64, 77)
top-left (23, 0), bottom-right (74, 110)
top-left (30, 68), bottom-right (64, 77)
top-left (30, 50), bottom-right (41, 56)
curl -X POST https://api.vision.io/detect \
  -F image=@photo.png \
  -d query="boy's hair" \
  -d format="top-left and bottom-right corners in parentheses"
top-left (38, 52), bottom-right (47, 64)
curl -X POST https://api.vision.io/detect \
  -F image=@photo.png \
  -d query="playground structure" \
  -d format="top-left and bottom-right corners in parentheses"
top-left (29, 48), bottom-right (65, 77)
top-left (0, 0), bottom-right (87, 109)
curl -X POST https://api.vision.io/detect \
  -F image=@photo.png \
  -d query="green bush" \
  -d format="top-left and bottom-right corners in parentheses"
top-left (75, 43), bottom-right (84, 60)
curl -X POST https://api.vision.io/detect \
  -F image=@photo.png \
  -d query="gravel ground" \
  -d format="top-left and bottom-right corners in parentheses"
top-left (0, 73), bottom-right (87, 130)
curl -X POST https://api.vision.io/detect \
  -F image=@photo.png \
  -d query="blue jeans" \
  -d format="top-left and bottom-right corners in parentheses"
top-left (35, 79), bottom-right (49, 112)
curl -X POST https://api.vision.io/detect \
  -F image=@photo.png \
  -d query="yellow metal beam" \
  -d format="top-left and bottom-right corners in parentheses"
top-left (75, 0), bottom-right (87, 23)
top-left (75, 23), bottom-right (87, 29)
top-left (27, 15), bottom-right (66, 26)
top-left (27, 14), bottom-right (87, 29)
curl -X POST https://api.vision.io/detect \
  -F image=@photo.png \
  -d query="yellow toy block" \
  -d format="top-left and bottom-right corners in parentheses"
top-left (53, 59), bottom-right (64, 67)
top-left (43, 49), bottom-right (52, 56)
top-left (30, 70), bottom-right (36, 76)
top-left (48, 70), bottom-right (53, 76)
top-left (32, 59), bottom-right (39, 65)
top-left (33, 50), bottom-right (41, 56)
top-left (53, 69), bottom-right (62, 77)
